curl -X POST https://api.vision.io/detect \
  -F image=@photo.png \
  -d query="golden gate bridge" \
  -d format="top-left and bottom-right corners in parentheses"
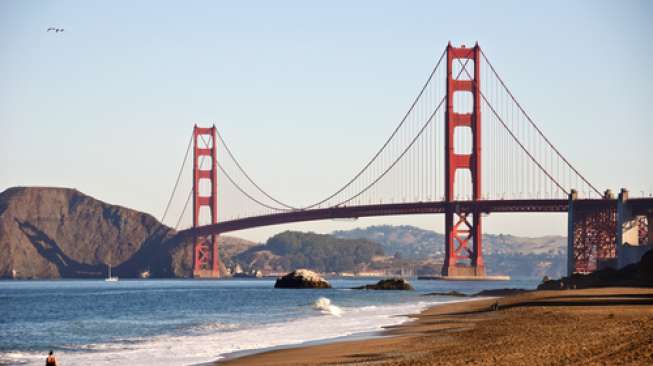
top-left (159, 43), bottom-right (653, 278)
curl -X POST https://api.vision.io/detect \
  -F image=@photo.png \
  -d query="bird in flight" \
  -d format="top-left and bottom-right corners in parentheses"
top-left (47, 27), bottom-right (64, 33)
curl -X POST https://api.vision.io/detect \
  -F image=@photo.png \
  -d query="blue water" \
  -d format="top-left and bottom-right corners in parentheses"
top-left (0, 278), bottom-right (539, 365)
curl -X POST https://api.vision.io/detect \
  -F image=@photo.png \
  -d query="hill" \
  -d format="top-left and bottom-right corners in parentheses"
top-left (333, 225), bottom-right (444, 260)
top-left (333, 225), bottom-right (566, 278)
top-left (334, 225), bottom-right (564, 258)
top-left (234, 231), bottom-right (384, 274)
top-left (0, 187), bottom-right (254, 279)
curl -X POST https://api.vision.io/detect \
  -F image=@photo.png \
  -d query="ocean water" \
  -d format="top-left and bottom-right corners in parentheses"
top-left (0, 278), bottom-right (539, 365)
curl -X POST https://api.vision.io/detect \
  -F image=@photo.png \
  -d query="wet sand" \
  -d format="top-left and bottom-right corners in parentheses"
top-left (217, 287), bottom-right (653, 365)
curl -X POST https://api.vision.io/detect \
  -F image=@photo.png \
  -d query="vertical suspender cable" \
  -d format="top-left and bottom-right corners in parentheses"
top-left (480, 50), bottom-right (600, 197)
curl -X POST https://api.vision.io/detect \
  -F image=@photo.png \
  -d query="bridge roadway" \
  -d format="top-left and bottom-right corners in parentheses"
top-left (179, 198), bottom-right (653, 238)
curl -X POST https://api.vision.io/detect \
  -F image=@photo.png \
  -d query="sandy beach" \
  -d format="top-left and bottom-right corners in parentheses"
top-left (217, 287), bottom-right (653, 365)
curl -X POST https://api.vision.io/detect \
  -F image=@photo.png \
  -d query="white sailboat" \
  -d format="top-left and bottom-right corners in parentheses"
top-left (105, 263), bottom-right (119, 282)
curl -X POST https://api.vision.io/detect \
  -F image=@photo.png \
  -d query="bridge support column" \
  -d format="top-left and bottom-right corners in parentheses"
top-left (441, 42), bottom-right (485, 278)
top-left (616, 189), bottom-right (652, 269)
top-left (567, 190), bottom-right (577, 276)
top-left (443, 209), bottom-right (485, 277)
top-left (569, 190), bottom-right (617, 273)
top-left (192, 124), bottom-right (220, 278)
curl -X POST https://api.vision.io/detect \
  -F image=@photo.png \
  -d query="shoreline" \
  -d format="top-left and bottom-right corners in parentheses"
top-left (217, 287), bottom-right (653, 365)
top-left (214, 297), bottom-right (478, 364)
top-left (213, 297), bottom-right (488, 365)
top-left (215, 330), bottom-right (388, 363)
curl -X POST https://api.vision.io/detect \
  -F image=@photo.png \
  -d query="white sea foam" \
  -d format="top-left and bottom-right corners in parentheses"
top-left (3, 299), bottom-right (468, 366)
top-left (0, 352), bottom-right (31, 365)
top-left (188, 322), bottom-right (241, 334)
top-left (313, 297), bottom-right (343, 317)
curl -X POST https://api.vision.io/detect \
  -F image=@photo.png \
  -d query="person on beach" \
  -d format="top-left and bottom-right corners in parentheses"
top-left (46, 350), bottom-right (57, 366)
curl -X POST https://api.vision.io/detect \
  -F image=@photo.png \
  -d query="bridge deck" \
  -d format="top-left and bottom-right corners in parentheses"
top-left (179, 198), bottom-right (653, 237)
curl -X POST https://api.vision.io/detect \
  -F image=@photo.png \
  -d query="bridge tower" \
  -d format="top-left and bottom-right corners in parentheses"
top-left (442, 43), bottom-right (486, 277)
top-left (192, 124), bottom-right (220, 278)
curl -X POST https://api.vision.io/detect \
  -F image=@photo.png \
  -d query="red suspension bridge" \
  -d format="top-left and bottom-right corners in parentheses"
top-left (160, 43), bottom-right (653, 278)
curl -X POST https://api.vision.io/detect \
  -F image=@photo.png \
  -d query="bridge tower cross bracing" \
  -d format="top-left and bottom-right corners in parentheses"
top-left (442, 42), bottom-right (486, 277)
top-left (192, 124), bottom-right (220, 278)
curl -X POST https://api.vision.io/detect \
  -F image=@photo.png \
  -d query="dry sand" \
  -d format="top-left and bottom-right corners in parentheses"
top-left (217, 287), bottom-right (653, 366)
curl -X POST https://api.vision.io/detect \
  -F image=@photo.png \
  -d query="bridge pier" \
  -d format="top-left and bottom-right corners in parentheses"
top-left (567, 188), bottom-right (652, 275)
top-left (441, 43), bottom-right (486, 278)
top-left (567, 190), bottom-right (617, 274)
top-left (192, 125), bottom-right (221, 278)
top-left (442, 208), bottom-right (485, 277)
top-left (193, 234), bottom-right (220, 278)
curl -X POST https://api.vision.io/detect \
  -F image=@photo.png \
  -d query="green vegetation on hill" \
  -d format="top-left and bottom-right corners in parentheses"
top-left (235, 231), bottom-right (384, 273)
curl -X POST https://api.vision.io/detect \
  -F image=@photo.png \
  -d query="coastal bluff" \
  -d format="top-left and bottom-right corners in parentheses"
top-left (0, 187), bottom-right (250, 279)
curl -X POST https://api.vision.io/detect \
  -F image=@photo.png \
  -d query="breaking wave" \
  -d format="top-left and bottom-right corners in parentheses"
top-left (313, 297), bottom-right (344, 317)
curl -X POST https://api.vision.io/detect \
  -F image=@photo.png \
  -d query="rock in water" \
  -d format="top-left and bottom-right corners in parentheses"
top-left (274, 269), bottom-right (331, 288)
top-left (353, 278), bottom-right (414, 290)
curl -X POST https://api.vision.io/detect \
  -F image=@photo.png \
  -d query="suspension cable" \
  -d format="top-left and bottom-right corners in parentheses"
top-left (174, 134), bottom-right (211, 230)
top-left (207, 47), bottom-right (448, 212)
top-left (480, 49), bottom-right (601, 197)
top-left (217, 162), bottom-right (289, 211)
top-left (198, 133), bottom-right (290, 212)
top-left (216, 131), bottom-right (297, 209)
top-left (482, 94), bottom-right (567, 195)
top-left (335, 97), bottom-right (446, 206)
top-left (454, 58), bottom-right (568, 195)
top-left (299, 47), bottom-right (448, 209)
top-left (175, 189), bottom-right (192, 230)
top-left (161, 131), bottom-right (193, 224)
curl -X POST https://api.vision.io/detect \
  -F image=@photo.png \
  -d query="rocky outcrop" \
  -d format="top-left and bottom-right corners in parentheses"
top-left (0, 187), bottom-right (253, 279)
top-left (274, 269), bottom-right (331, 288)
top-left (639, 249), bottom-right (653, 282)
top-left (353, 278), bottom-right (414, 290)
top-left (537, 249), bottom-right (653, 290)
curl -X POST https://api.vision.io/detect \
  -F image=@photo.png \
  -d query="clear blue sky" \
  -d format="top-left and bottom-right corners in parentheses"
top-left (1, 1), bottom-right (652, 242)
